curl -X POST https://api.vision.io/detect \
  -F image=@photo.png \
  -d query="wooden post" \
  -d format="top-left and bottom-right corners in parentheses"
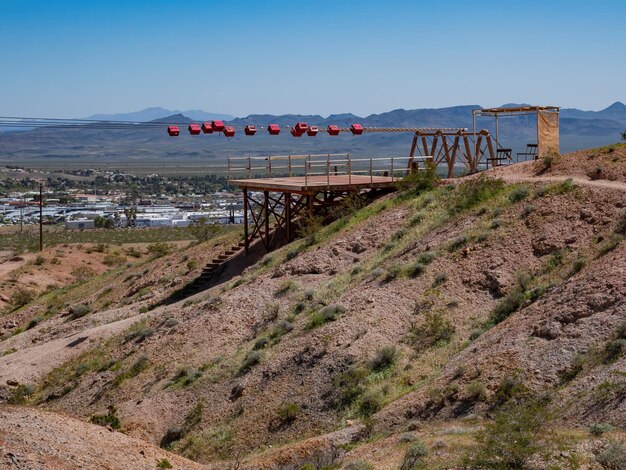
top-left (285, 192), bottom-right (291, 242)
top-left (263, 190), bottom-right (270, 251)
top-left (243, 188), bottom-right (249, 254)
top-left (39, 183), bottom-right (43, 252)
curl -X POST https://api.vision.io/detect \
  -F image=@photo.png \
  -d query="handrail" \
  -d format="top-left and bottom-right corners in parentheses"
top-left (228, 154), bottom-right (434, 189)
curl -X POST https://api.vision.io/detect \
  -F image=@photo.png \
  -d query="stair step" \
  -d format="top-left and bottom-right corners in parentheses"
top-left (212, 258), bottom-right (223, 264)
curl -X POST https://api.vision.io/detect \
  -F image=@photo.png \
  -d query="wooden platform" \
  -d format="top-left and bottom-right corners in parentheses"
top-left (230, 175), bottom-right (397, 193)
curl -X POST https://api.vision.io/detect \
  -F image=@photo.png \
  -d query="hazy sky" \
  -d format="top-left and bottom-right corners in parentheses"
top-left (1, 0), bottom-right (624, 118)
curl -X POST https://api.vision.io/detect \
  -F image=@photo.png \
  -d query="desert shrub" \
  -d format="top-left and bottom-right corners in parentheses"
top-left (68, 303), bottom-right (92, 320)
top-left (488, 288), bottom-right (527, 326)
top-left (570, 256), bottom-right (586, 275)
top-left (407, 262), bottom-right (426, 278)
top-left (490, 218), bottom-right (502, 229)
top-left (293, 301), bottom-right (306, 315)
top-left (400, 441), bottom-right (429, 470)
top-left (276, 402), bottom-right (300, 423)
top-left (397, 160), bottom-right (439, 194)
top-left (358, 391), bottom-right (382, 417)
top-left (186, 260), bottom-right (198, 271)
top-left (9, 288), bottom-right (35, 308)
top-left (551, 178), bottom-right (575, 194)
top-left (240, 350), bottom-right (262, 373)
top-left (274, 280), bottom-right (297, 298)
top-left (409, 212), bottom-right (424, 227)
top-left (615, 212), bottom-right (626, 236)
top-left (469, 328), bottom-right (484, 341)
top-left (598, 234), bottom-right (623, 256)
top-left (432, 272), bottom-right (448, 287)
top-left (112, 354), bottom-right (149, 387)
top-left (331, 367), bottom-right (368, 409)
top-left (124, 246), bottom-right (142, 258)
top-left (596, 440), bottom-right (626, 469)
top-left (602, 339), bottom-right (626, 364)
top-left (370, 346), bottom-right (398, 372)
top-left (147, 242), bottom-right (174, 257)
top-left (253, 337), bottom-right (269, 350)
top-left (446, 176), bottom-right (506, 215)
top-left (167, 367), bottom-right (202, 388)
top-left (465, 380), bottom-right (487, 402)
top-left (307, 304), bottom-right (345, 329)
top-left (509, 186), bottom-right (529, 202)
top-left (72, 265), bottom-right (96, 282)
top-left (343, 461), bottom-right (374, 470)
top-left (410, 309), bottom-right (455, 350)
top-left (103, 251), bottom-right (126, 267)
top-left (492, 374), bottom-right (528, 408)
top-left (177, 425), bottom-right (233, 461)
top-left (90, 405), bottom-right (121, 430)
top-left (93, 243), bottom-right (108, 253)
top-left (269, 319), bottom-right (294, 342)
top-left (589, 423), bottom-right (614, 437)
top-left (521, 204), bottom-right (535, 218)
top-left (124, 320), bottom-right (154, 343)
top-left (303, 289), bottom-right (315, 301)
top-left (416, 251), bottom-right (436, 265)
top-left (466, 397), bottom-right (550, 469)
top-left (26, 315), bottom-right (45, 330)
top-left (34, 255), bottom-right (45, 265)
top-left (383, 264), bottom-right (403, 282)
top-left (542, 153), bottom-right (555, 169)
top-left (156, 459), bottom-right (173, 469)
top-left (188, 217), bottom-right (221, 242)
top-left (8, 383), bottom-right (35, 404)
top-left (448, 234), bottom-right (468, 251)
top-left (286, 247), bottom-right (301, 260)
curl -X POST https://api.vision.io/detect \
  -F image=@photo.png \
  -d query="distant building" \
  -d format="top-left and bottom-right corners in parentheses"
top-left (65, 219), bottom-right (95, 230)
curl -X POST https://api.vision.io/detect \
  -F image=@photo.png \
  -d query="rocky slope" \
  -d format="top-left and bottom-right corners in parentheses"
top-left (1, 146), bottom-right (625, 469)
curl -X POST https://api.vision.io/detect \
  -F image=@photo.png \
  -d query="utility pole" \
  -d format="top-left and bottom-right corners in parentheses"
top-left (39, 182), bottom-right (44, 252)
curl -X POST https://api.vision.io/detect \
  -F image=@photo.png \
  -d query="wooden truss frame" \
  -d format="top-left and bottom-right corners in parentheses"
top-left (408, 129), bottom-right (496, 178)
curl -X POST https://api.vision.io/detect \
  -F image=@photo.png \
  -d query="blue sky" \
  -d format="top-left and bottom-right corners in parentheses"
top-left (1, 0), bottom-right (624, 118)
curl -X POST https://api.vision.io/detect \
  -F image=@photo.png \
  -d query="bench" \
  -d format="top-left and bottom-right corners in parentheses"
top-left (517, 143), bottom-right (538, 162)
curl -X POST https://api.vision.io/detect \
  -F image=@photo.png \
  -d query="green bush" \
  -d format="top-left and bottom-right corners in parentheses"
top-left (397, 160), bottom-right (439, 194)
top-left (407, 262), bottom-right (426, 278)
top-left (9, 288), bottom-right (35, 308)
top-left (410, 309), bottom-right (455, 350)
top-left (589, 422), bottom-right (614, 437)
top-left (465, 380), bottom-right (487, 402)
top-left (68, 303), bottom-right (92, 320)
top-left (276, 402), bottom-right (300, 423)
top-left (147, 242), bottom-right (174, 257)
top-left (369, 346), bottom-right (398, 372)
top-left (167, 367), bottom-right (202, 388)
top-left (432, 272), bottom-right (448, 287)
top-left (400, 441), bottom-right (429, 470)
top-left (446, 176), bottom-right (506, 215)
top-left (383, 264), bottom-right (403, 282)
top-left (509, 186), bottom-right (529, 202)
top-left (343, 461), bottom-right (374, 470)
top-left (331, 367), bottom-right (368, 409)
top-left (103, 251), bottom-right (126, 267)
top-left (358, 391), bottom-right (382, 417)
top-left (253, 337), bottom-right (269, 350)
top-left (466, 397), bottom-right (550, 469)
top-left (186, 259), bottom-right (198, 271)
top-left (489, 288), bottom-right (526, 325)
top-left (596, 440), bottom-right (626, 469)
top-left (416, 251), bottom-right (436, 265)
top-left (34, 255), bottom-right (45, 265)
top-left (274, 280), bottom-right (297, 298)
top-left (90, 405), bottom-right (121, 430)
top-left (598, 234), bottom-right (623, 256)
top-left (8, 384), bottom-right (35, 404)
top-left (156, 459), bottom-right (173, 469)
top-left (307, 304), bottom-right (345, 329)
top-left (240, 350), bottom-right (262, 373)
top-left (602, 339), bottom-right (626, 364)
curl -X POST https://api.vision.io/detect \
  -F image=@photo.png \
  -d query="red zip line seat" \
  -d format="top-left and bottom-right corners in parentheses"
top-left (267, 124), bottom-right (281, 135)
top-left (167, 126), bottom-right (180, 136)
top-left (201, 122), bottom-right (213, 134)
top-left (188, 123), bottom-right (201, 135)
top-left (327, 124), bottom-right (340, 136)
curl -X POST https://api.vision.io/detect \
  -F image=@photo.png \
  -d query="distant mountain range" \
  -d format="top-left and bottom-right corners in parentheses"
top-left (85, 107), bottom-right (234, 122)
top-left (1, 103), bottom-right (624, 171)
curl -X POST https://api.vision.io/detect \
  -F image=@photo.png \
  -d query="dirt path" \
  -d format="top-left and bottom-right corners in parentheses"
top-left (496, 173), bottom-right (626, 191)
top-left (0, 313), bottom-right (141, 385)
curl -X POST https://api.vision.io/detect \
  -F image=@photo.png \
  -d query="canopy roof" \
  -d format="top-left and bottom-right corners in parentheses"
top-left (474, 105), bottom-right (560, 116)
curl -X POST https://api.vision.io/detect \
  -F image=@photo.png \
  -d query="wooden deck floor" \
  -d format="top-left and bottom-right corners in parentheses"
top-left (230, 175), bottom-right (397, 193)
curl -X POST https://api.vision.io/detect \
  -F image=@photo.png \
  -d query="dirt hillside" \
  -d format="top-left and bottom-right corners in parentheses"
top-left (1, 146), bottom-right (625, 469)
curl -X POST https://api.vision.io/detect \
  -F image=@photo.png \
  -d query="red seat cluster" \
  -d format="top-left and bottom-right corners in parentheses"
top-left (168, 122), bottom-right (366, 137)
top-left (188, 123), bottom-right (201, 135)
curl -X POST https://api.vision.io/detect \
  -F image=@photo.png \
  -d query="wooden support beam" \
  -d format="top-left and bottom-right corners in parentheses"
top-left (243, 188), bottom-right (249, 254)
